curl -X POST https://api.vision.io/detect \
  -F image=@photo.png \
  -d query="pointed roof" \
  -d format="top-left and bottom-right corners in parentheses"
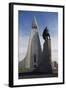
top-left (32, 16), bottom-right (38, 29)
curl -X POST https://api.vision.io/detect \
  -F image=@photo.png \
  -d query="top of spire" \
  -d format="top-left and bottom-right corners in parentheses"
top-left (32, 16), bottom-right (38, 29)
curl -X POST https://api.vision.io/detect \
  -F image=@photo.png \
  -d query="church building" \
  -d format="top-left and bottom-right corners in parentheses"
top-left (19, 17), bottom-right (42, 73)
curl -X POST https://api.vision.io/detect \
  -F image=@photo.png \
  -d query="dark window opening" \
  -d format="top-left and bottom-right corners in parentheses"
top-left (34, 54), bottom-right (36, 63)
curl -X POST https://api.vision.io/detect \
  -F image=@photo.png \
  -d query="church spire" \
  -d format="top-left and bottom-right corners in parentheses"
top-left (32, 16), bottom-right (38, 29)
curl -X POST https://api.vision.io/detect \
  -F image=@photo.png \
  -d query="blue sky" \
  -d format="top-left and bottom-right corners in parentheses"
top-left (18, 10), bottom-right (58, 62)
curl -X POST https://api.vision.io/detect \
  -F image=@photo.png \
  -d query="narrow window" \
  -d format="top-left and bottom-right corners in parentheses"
top-left (34, 54), bottom-right (36, 63)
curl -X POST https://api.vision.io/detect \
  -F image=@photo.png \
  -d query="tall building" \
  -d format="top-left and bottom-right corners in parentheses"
top-left (19, 17), bottom-right (42, 73)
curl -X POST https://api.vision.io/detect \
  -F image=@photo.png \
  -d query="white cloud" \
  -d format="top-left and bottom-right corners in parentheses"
top-left (18, 35), bottom-right (29, 61)
top-left (40, 36), bottom-right (44, 50)
top-left (51, 36), bottom-right (58, 62)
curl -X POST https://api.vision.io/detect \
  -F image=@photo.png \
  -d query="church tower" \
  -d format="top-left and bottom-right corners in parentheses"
top-left (24, 16), bottom-right (42, 71)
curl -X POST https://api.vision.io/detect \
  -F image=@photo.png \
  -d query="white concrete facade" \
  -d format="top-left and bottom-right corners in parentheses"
top-left (19, 17), bottom-right (42, 73)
